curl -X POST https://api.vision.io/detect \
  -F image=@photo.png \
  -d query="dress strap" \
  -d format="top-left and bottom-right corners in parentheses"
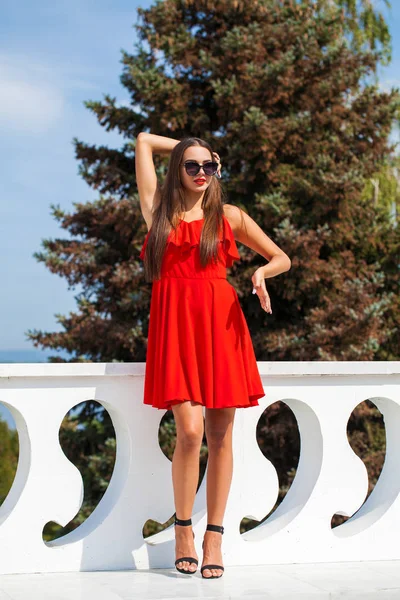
top-left (139, 231), bottom-right (150, 260)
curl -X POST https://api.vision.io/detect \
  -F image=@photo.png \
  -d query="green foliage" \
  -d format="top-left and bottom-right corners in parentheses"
top-left (331, 0), bottom-right (392, 64)
top-left (361, 154), bottom-right (400, 217)
top-left (0, 418), bottom-right (18, 505)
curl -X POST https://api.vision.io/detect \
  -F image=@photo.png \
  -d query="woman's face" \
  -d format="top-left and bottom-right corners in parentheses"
top-left (179, 146), bottom-right (214, 192)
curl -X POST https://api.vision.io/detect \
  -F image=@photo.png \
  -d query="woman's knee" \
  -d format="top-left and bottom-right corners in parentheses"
top-left (205, 426), bottom-right (231, 449)
top-left (177, 424), bottom-right (203, 450)
top-left (205, 408), bottom-right (235, 449)
top-left (173, 402), bottom-right (204, 450)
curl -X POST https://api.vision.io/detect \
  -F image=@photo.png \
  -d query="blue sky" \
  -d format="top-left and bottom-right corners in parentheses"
top-left (0, 0), bottom-right (147, 359)
top-left (0, 0), bottom-right (399, 360)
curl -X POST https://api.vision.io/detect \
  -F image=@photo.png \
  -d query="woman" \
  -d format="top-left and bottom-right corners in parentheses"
top-left (135, 132), bottom-right (291, 578)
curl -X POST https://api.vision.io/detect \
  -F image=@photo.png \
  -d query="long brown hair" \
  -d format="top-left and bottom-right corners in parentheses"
top-left (142, 137), bottom-right (227, 282)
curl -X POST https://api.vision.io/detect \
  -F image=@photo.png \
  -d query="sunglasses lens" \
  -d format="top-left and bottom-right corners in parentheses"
top-left (204, 162), bottom-right (218, 175)
top-left (184, 161), bottom-right (219, 176)
top-left (185, 162), bottom-right (200, 176)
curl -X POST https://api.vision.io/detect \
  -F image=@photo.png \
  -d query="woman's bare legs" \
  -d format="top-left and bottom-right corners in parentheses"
top-left (202, 407), bottom-right (236, 578)
top-left (171, 400), bottom-right (204, 572)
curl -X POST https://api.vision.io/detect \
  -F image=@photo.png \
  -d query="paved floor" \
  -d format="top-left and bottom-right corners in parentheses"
top-left (1, 561), bottom-right (400, 599)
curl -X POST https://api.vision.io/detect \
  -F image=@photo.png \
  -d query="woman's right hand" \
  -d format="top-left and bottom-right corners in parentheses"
top-left (251, 268), bottom-right (272, 314)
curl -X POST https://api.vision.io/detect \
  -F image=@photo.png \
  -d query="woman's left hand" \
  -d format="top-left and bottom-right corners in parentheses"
top-left (213, 152), bottom-right (222, 178)
top-left (251, 268), bottom-right (272, 314)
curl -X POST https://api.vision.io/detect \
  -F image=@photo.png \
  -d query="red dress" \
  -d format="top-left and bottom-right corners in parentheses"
top-left (139, 215), bottom-right (265, 410)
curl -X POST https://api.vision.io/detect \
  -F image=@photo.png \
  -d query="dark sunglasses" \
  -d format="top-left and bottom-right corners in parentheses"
top-left (181, 160), bottom-right (219, 177)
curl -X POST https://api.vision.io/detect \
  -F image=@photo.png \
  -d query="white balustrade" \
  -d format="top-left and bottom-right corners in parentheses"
top-left (0, 361), bottom-right (399, 575)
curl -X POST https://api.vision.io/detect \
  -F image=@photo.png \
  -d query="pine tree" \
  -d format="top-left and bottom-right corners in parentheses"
top-left (27, 0), bottom-right (399, 362)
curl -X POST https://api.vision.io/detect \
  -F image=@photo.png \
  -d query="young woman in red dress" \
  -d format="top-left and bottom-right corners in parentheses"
top-left (135, 132), bottom-right (291, 578)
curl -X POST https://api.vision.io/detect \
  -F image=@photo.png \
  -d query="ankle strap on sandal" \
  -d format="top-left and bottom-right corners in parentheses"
top-left (206, 523), bottom-right (224, 534)
top-left (174, 515), bottom-right (192, 526)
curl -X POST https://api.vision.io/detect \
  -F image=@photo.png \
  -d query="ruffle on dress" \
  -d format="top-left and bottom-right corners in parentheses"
top-left (139, 216), bottom-right (240, 267)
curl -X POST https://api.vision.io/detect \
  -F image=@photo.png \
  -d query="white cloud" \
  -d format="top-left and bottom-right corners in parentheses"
top-left (0, 57), bottom-right (64, 133)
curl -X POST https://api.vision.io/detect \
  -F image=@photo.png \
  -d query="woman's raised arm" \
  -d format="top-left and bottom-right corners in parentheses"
top-left (135, 132), bottom-right (180, 230)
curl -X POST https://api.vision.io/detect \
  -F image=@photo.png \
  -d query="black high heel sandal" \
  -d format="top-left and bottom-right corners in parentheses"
top-left (201, 523), bottom-right (225, 579)
top-left (174, 515), bottom-right (198, 574)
